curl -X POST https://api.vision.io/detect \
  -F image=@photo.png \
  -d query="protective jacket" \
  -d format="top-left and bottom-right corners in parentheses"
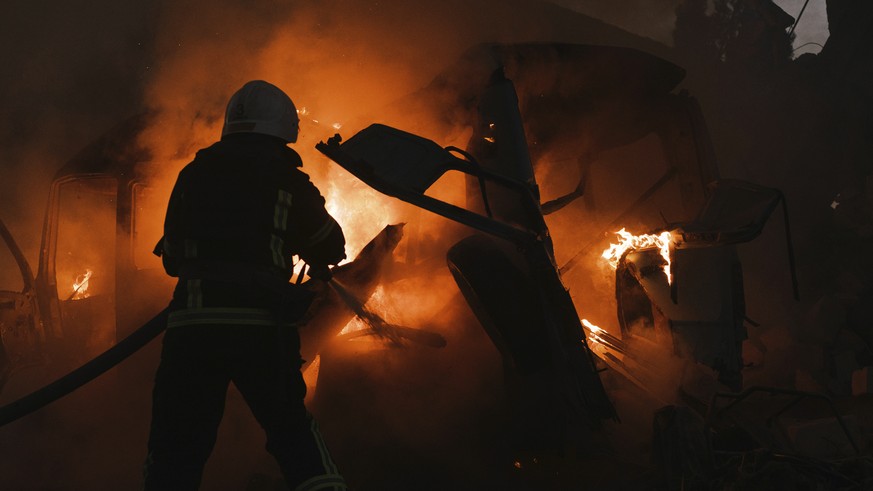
top-left (144, 132), bottom-right (348, 491)
top-left (158, 132), bottom-right (345, 327)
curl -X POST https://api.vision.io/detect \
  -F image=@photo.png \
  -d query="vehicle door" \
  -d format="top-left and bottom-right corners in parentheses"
top-left (0, 218), bottom-right (43, 390)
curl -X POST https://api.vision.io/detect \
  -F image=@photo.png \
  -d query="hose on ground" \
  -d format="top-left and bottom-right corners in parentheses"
top-left (0, 307), bottom-right (169, 427)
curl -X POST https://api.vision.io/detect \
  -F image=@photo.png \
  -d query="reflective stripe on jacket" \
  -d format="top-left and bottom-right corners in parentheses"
top-left (161, 133), bottom-right (345, 325)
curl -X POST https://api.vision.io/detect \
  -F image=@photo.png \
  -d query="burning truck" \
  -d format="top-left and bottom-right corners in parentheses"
top-left (314, 43), bottom-right (798, 451)
top-left (0, 42), bottom-right (823, 487)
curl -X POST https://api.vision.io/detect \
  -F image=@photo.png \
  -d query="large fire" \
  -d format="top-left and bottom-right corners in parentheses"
top-left (581, 228), bottom-right (677, 353)
top-left (601, 228), bottom-right (674, 284)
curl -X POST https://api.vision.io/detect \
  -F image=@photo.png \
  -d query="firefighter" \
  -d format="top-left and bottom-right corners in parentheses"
top-left (144, 80), bottom-right (347, 491)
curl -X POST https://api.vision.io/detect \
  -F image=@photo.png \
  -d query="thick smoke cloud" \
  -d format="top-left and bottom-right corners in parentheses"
top-left (0, 1), bottom-right (156, 289)
top-left (3, 0), bottom-right (843, 488)
top-left (136, 0), bottom-right (678, 257)
top-left (0, 1), bottom-right (693, 489)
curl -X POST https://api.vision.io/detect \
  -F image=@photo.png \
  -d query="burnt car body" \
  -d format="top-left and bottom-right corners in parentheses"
top-left (613, 180), bottom-right (794, 392)
top-left (314, 43), bottom-right (760, 438)
top-left (0, 114), bottom-right (173, 385)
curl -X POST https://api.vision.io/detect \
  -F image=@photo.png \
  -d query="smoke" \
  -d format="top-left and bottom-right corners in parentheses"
top-left (3, 0), bottom-right (848, 487)
top-left (136, 0), bottom-right (678, 258)
top-left (1, 0), bottom-right (699, 489)
top-left (148, 1), bottom-right (691, 487)
top-left (310, 266), bottom-right (512, 490)
top-left (0, 8), bottom-right (158, 487)
top-left (0, 1), bottom-right (156, 275)
top-left (135, 0), bottom-right (472, 258)
top-left (0, 0), bottom-right (681, 272)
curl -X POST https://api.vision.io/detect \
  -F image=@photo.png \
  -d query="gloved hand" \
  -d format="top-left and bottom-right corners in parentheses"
top-left (307, 263), bottom-right (333, 282)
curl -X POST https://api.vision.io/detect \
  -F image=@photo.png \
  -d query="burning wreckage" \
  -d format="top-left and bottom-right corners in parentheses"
top-left (0, 42), bottom-right (865, 487)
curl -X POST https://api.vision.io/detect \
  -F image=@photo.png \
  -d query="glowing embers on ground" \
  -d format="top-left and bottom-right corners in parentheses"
top-left (70, 269), bottom-right (93, 300)
top-left (601, 228), bottom-right (674, 284)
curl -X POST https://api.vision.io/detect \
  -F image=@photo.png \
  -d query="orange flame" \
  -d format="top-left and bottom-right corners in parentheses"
top-left (581, 318), bottom-right (608, 346)
top-left (71, 269), bottom-right (93, 300)
top-left (601, 228), bottom-right (673, 284)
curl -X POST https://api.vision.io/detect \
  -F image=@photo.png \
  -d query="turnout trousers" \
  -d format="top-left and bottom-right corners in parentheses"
top-left (143, 324), bottom-right (346, 491)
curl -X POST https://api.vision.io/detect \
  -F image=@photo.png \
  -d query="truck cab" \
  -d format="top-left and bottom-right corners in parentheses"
top-left (0, 114), bottom-right (174, 387)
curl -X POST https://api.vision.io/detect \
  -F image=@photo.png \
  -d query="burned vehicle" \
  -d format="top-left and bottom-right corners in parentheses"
top-left (0, 43), bottom-right (808, 481)
top-left (0, 42), bottom-right (748, 408)
top-left (315, 43), bottom-right (873, 489)
top-left (604, 179), bottom-right (796, 392)
top-left (0, 115), bottom-right (172, 388)
top-left (313, 43), bottom-right (780, 435)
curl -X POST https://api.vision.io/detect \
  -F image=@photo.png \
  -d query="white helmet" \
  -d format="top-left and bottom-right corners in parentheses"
top-left (221, 80), bottom-right (300, 143)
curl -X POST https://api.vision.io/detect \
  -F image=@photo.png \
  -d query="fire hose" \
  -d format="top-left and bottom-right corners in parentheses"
top-left (0, 307), bottom-right (170, 428)
top-left (0, 276), bottom-right (445, 428)
top-left (0, 264), bottom-right (321, 427)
